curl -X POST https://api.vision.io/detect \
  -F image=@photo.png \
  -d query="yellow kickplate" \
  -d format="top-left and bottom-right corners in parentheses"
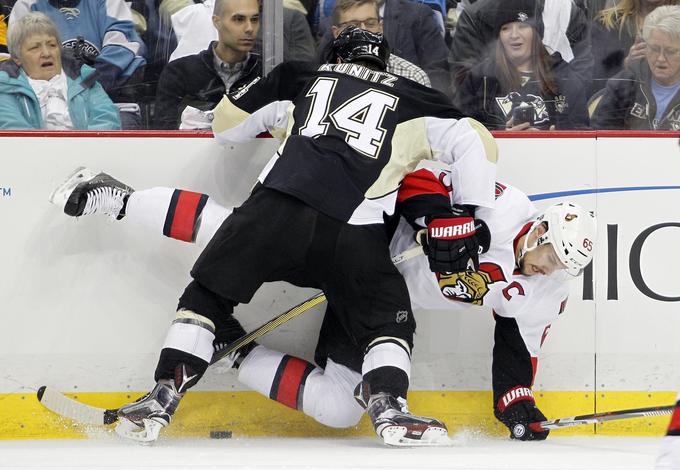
top-left (0, 390), bottom-right (673, 440)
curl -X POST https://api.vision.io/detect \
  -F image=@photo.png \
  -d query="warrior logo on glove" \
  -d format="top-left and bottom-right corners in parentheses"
top-left (419, 206), bottom-right (491, 274)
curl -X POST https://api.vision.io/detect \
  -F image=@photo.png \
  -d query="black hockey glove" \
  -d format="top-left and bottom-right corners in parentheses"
top-left (418, 206), bottom-right (490, 273)
top-left (494, 386), bottom-right (550, 441)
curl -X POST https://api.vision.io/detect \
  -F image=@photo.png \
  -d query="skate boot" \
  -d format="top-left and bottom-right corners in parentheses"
top-left (366, 392), bottom-right (450, 446)
top-left (114, 378), bottom-right (184, 444)
top-left (49, 166), bottom-right (133, 219)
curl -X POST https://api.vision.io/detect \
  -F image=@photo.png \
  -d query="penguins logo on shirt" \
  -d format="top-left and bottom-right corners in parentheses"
top-left (437, 263), bottom-right (506, 305)
top-left (496, 92), bottom-right (550, 126)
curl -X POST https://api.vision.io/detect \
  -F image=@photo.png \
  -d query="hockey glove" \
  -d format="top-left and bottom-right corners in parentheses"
top-left (419, 206), bottom-right (490, 273)
top-left (494, 386), bottom-right (550, 441)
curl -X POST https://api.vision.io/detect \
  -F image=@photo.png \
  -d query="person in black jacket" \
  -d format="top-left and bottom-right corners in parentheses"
top-left (589, 0), bottom-right (679, 97)
top-left (153, 0), bottom-right (262, 129)
top-left (592, 5), bottom-right (680, 130)
top-left (317, 0), bottom-right (451, 96)
top-left (449, 0), bottom-right (592, 94)
top-left (454, 1), bottom-right (588, 131)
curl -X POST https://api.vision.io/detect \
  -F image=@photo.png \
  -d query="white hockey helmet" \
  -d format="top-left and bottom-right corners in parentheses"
top-left (525, 202), bottom-right (597, 276)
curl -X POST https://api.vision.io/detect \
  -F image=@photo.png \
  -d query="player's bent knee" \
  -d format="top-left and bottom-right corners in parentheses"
top-left (303, 380), bottom-right (364, 428)
top-left (302, 364), bottom-right (364, 428)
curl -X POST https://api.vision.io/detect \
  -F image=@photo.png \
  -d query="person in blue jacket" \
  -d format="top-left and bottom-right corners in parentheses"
top-left (0, 11), bottom-right (120, 129)
top-left (8, 0), bottom-right (146, 101)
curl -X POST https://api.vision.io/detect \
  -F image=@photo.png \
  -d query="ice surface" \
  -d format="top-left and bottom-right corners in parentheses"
top-left (0, 434), bottom-right (660, 470)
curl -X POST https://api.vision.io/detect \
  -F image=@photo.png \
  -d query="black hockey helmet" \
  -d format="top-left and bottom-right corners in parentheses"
top-left (331, 26), bottom-right (390, 71)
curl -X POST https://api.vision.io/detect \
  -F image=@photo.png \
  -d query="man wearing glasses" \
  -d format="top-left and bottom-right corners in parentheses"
top-left (321, 0), bottom-right (446, 92)
top-left (592, 5), bottom-right (680, 130)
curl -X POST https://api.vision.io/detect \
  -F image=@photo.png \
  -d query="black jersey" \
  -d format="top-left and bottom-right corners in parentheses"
top-left (212, 61), bottom-right (498, 224)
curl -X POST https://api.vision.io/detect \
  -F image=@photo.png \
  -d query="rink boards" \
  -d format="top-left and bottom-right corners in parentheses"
top-left (0, 131), bottom-right (678, 439)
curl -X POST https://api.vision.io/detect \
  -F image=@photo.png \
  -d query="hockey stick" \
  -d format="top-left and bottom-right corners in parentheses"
top-left (530, 404), bottom-right (675, 431)
top-left (37, 246), bottom-right (424, 426)
top-left (36, 292), bottom-right (327, 426)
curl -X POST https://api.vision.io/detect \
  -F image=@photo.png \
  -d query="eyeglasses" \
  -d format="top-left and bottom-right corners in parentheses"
top-left (337, 18), bottom-right (381, 30)
top-left (647, 43), bottom-right (680, 60)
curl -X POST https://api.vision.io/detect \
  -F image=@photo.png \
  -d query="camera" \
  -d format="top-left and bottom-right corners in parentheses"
top-left (512, 103), bottom-right (535, 126)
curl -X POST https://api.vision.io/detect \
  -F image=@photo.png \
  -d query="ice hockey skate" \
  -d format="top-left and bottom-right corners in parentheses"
top-left (114, 378), bottom-right (184, 444)
top-left (366, 392), bottom-right (450, 446)
top-left (49, 166), bottom-right (133, 219)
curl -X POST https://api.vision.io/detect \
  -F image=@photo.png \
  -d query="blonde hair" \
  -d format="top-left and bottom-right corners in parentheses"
top-left (597, 0), bottom-right (680, 38)
top-left (7, 12), bottom-right (60, 60)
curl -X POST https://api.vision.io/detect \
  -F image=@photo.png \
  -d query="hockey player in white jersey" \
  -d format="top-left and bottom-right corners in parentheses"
top-left (50, 163), bottom-right (595, 442)
top-left (393, 161), bottom-right (597, 440)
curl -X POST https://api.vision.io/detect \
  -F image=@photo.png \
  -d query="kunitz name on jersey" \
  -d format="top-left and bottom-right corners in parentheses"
top-left (317, 63), bottom-right (398, 87)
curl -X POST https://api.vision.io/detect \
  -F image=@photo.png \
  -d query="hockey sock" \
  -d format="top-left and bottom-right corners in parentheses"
top-left (154, 310), bottom-right (215, 383)
top-left (124, 187), bottom-right (208, 242)
top-left (238, 346), bottom-right (316, 410)
top-left (125, 188), bottom-right (231, 247)
top-left (362, 339), bottom-right (411, 398)
top-left (163, 189), bottom-right (209, 242)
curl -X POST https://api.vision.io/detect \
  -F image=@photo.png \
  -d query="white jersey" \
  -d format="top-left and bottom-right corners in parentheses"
top-left (390, 181), bottom-right (570, 356)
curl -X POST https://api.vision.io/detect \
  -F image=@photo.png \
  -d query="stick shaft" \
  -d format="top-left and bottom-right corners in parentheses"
top-left (532, 404), bottom-right (674, 431)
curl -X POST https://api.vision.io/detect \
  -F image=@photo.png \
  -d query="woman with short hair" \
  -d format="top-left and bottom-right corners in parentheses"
top-left (591, 0), bottom-right (680, 96)
top-left (592, 5), bottom-right (680, 130)
top-left (0, 12), bottom-right (120, 130)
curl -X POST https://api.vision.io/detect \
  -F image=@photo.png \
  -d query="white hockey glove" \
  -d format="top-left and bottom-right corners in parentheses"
top-left (180, 106), bottom-right (214, 130)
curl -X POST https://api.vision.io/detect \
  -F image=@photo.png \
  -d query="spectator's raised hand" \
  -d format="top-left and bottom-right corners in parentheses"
top-left (624, 35), bottom-right (647, 70)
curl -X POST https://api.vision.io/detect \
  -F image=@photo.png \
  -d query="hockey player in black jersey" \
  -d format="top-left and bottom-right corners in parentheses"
top-left (50, 27), bottom-right (498, 445)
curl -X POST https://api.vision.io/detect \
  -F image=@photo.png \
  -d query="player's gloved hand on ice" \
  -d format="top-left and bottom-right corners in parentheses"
top-left (495, 386), bottom-right (550, 441)
top-left (418, 205), bottom-right (490, 273)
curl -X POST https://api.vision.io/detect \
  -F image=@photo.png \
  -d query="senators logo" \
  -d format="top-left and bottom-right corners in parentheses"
top-left (437, 262), bottom-right (506, 305)
top-left (495, 182), bottom-right (506, 199)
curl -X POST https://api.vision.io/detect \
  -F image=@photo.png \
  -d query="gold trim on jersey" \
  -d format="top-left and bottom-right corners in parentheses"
top-left (365, 117), bottom-right (432, 200)
top-left (211, 95), bottom-right (252, 135)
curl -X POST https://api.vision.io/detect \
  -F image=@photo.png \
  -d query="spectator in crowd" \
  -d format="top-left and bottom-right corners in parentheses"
top-left (0, 0), bottom-right (14, 61)
top-left (9, 0), bottom-right (147, 103)
top-left (153, 0), bottom-right (261, 130)
top-left (317, 0), bottom-right (450, 95)
top-left (1, 13), bottom-right (7, 59)
top-left (319, 0), bottom-right (431, 86)
top-left (591, 5), bottom-right (680, 130)
top-left (1, 1), bottom-right (14, 59)
top-left (264, 1), bottom-right (317, 63)
top-left (454, 2), bottom-right (588, 130)
top-left (449, 0), bottom-right (592, 94)
top-left (0, 12), bottom-right (120, 129)
top-left (590, 0), bottom-right (679, 96)
top-left (162, 0), bottom-right (316, 63)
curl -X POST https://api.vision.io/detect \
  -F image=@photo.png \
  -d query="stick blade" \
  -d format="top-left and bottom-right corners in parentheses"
top-left (37, 385), bottom-right (113, 426)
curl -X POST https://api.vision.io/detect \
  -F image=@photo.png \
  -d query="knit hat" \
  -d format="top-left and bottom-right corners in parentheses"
top-left (485, 0), bottom-right (543, 38)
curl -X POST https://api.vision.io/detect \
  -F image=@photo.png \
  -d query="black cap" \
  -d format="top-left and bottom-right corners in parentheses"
top-left (485, 0), bottom-right (543, 37)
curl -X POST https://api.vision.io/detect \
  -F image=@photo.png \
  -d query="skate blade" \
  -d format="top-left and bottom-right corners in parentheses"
top-left (48, 166), bottom-right (97, 208)
top-left (114, 417), bottom-right (163, 445)
top-left (381, 425), bottom-right (451, 447)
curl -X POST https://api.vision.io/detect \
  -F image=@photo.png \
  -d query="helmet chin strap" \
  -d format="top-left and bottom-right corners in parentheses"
top-left (517, 221), bottom-right (542, 267)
